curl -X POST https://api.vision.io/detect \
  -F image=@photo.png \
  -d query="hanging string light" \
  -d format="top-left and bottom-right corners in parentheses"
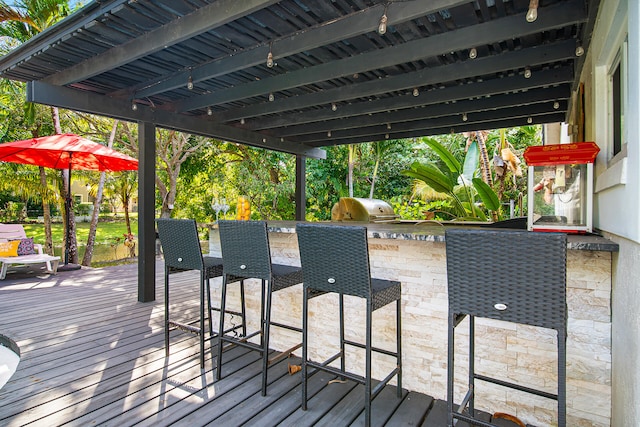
top-left (207, 107), bottom-right (212, 116)
top-left (332, 103), bottom-right (337, 111)
top-left (413, 88), bottom-right (419, 97)
top-left (187, 74), bottom-right (194, 90)
top-left (266, 43), bottom-right (274, 68)
top-left (462, 113), bottom-right (468, 122)
top-left (268, 93), bottom-right (275, 102)
top-left (469, 47), bottom-right (478, 59)
top-left (378, 4), bottom-right (389, 35)
top-left (524, 67), bottom-right (532, 78)
top-left (526, 0), bottom-right (538, 22)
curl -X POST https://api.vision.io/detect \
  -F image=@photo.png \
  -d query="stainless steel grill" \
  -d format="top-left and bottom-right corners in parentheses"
top-left (331, 197), bottom-right (398, 223)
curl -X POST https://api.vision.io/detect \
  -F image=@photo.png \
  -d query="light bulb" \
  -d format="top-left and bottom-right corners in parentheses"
top-left (240, 118), bottom-right (245, 125)
top-left (131, 101), bottom-right (137, 111)
top-left (187, 76), bottom-right (194, 90)
top-left (327, 131), bottom-right (332, 137)
top-left (462, 113), bottom-right (468, 122)
top-left (469, 48), bottom-right (477, 59)
top-left (266, 51), bottom-right (274, 68)
top-left (524, 67), bottom-right (532, 78)
top-left (387, 123), bottom-right (392, 130)
top-left (207, 107), bottom-right (212, 116)
top-left (268, 93), bottom-right (274, 102)
top-left (553, 101), bottom-right (560, 109)
top-left (526, 0), bottom-right (538, 22)
top-left (413, 88), bottom-right (419, 97)
top-left (575, 45), bottom-right (584, 57)
top-left (385, 133), bottom-right (390, 139)
top-left (527, 117), bottom-right (533, 124)
top-left (378, 13), bottom-right (388, 35)
top-left (331, 103), bottom-right (337, 111)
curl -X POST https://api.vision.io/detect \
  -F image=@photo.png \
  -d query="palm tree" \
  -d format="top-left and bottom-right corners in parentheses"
top-left (1, 0), bottom-right (72, 257)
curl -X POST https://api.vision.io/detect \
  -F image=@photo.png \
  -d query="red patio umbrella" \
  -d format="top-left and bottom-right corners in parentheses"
top-left (0, 133), bottom-right (139, 268)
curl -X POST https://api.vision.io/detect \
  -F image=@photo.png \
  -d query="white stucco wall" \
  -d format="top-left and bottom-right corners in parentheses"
top-left (578, 0), bottom-right (640, 425)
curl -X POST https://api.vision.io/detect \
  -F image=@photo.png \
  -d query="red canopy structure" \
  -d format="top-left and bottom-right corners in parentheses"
top-left (0, 133), bottom-right (138, 268)
top-left (0, 133), bottom-right (139, 172)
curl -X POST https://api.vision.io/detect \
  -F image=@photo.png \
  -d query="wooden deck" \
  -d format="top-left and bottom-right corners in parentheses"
top-left (0, 261), bottom-right (478, 426)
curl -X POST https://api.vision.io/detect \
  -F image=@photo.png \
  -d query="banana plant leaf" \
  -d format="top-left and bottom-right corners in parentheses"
top-left (462, 140), bottom-right (479, 182)
top-left (424, 138), bottom-right (461, 173)
top-left (472, 177), bottom-right (501, 212)
top-left (402, 162), bottom-right (454, 194)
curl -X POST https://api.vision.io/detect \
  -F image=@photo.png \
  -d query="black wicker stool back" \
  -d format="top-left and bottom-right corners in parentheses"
top-left (156, 218), bottom-right (224, 369)
top-left (445, 228), bottom-right (567, 427)
top-left (216, 220), bottom-right (305, 396)
top-left (296, 223), bottom-right (402, 427)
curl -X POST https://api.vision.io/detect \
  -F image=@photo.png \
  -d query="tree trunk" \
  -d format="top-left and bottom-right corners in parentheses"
top-left (476, 131), bottom-right (493, 186)
top-left (81, 121), bottom-right (118, 266)
top-left (369, 158), bottom-right (380, 199)
top-left (38, 166), bottom-right (54, 255)
top-left (51, 106), bottom-right (78, 264)
top-left (348, 144), bottom-right (355, 197)
top-left (124, 197), bottom-right (135, 258)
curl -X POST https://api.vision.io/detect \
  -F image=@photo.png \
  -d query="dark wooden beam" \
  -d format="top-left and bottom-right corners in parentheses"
top-left (176, 0), bottom-right (586, 113)
top-left (292, 101), bottom-right (568, 144)
top-left (27, 81), bottom-right (325, 159)
top-left (253, 70), bottom-right (573, 133)
top-left (312, 112), bottom-right (567, 147)
top-left (129, 0), bottom-right (470, 100)
top-left (44, 0), bottom-right (281, 86)
top-left (0, 0), bottom-right (130, 77)
top-left (216, 40), bottom-right (576, 123)
top-left (273, 86), bottom-right (570, 138)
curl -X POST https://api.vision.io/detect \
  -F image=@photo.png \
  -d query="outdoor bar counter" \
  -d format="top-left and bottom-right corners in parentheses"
top-left (207, 221), bottom-right (616, 427)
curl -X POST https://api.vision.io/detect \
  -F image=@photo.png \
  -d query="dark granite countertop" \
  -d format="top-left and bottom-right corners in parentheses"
top-left (207, 220), bottom-right (618, 252)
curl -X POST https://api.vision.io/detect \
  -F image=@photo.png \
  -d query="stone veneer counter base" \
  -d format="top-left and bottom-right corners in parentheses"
top-left (208, 221), bottom-right (616, 427)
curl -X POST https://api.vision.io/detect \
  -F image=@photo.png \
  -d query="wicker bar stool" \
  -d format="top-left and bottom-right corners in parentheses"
top-left (156, 218), bottom-right (245, 369)
top-left (296, 223), bottom-right (402, 427)
top-left (445, 229), bottom-right (567, 427)
top-left (216, 220), bottom-right (308, 396)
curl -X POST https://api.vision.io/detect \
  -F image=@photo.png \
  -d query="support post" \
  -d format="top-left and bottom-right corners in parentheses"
top-left (295, 154), bottom-right (306, 221)
top-left (138, 121), bottom-right (156, 302)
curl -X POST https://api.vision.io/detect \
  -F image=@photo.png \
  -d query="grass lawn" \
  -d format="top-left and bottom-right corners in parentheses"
top-left (22, 219), bottom-right (138, 246)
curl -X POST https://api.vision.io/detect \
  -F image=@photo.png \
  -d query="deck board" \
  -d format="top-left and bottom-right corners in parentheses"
top-left (1, 261), bottom-right (469, 426)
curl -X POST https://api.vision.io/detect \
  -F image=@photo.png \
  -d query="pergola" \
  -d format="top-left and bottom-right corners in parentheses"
top-left (0, 0), bottom-right (600, 301)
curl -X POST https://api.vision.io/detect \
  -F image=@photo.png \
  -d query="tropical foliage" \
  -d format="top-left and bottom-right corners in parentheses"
top-left (402, 138), bottom-right (500, 221)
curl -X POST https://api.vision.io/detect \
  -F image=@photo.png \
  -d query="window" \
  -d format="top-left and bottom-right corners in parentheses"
top-left (609, 38), bottom-right (627, 159)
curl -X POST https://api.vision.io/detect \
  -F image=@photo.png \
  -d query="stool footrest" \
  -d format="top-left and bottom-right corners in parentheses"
top-left (343, 338), bottom-right (399, 358)
top-left (269, 320), bottom-right (302, 333)
top-left (452, 412), bottom-right (501, 427)
top-left (220, 330), bottom-right (262, 352)
top-left (307, 360), bottom-right (364, 384)
top-left (306, 359), bottom-right (399, 400)
top-left (268, 343), bottom-right (302, 365)
top-left (474, 373), bottom-right (558, 401)
top-left (212, 307), bottom-right (244, 317)
top-left (168, 320), bottom-right (201, 335)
